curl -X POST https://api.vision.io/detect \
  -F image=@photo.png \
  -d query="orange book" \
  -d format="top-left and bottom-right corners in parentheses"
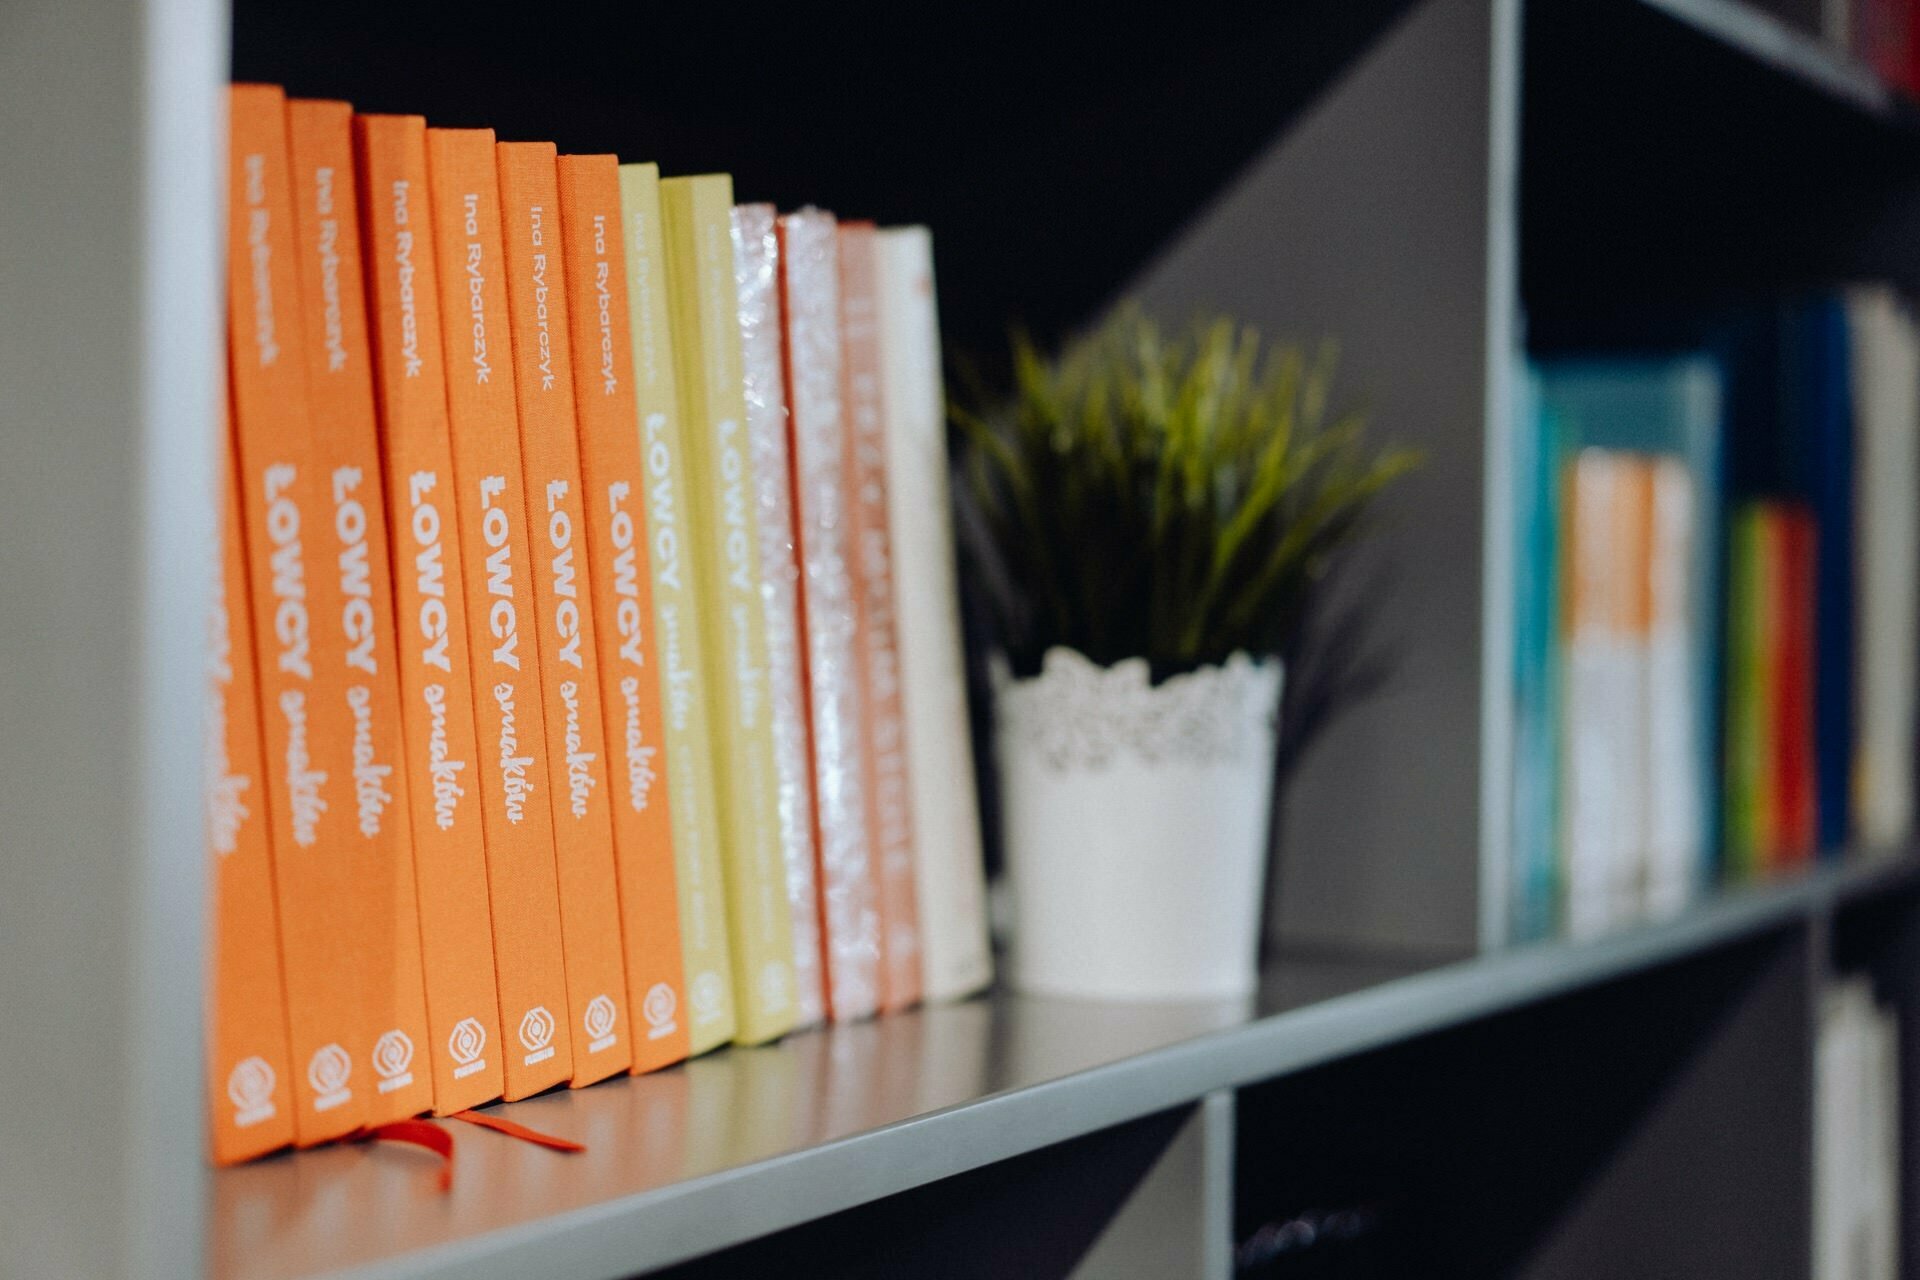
top-left (555, 152), bottom-right (691, 1072)
top-left (226, 83), bottom-right (372, 1142)
top-left (837, 222), bottom-right (922, 1010)
top-left (208, 398), bottom-right (297, 1164)
top-left (285, 98), bottom-right (435, 1122)
top-left (418, 125), bottom-right (575, 1095)
top-left (495, 141), bottom-right (633, 1085)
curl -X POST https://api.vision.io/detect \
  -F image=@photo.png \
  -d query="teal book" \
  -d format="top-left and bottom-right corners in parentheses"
top-left (1529, 356), bottom-right (1724, 924)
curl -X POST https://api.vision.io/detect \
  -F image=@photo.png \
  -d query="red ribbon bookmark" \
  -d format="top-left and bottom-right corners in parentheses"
top-left (451, 1109), bottom-right (587, 1153)
top-left (355, 1120), bottom-right (456, 1191)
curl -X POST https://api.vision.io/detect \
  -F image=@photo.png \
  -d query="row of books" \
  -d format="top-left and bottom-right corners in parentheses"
top-left (1510, 288), bottom-right (1920, 941)
top-left (209, 85), bottom-right (990, 1164)
top-left (1814, 974), bottom-right (1900, 1280)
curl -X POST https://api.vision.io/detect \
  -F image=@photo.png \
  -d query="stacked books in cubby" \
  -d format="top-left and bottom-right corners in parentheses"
top-left (208, 84), bottom-right (991, 1165)
top-left (1511, 288), bottom-right (1920, 942)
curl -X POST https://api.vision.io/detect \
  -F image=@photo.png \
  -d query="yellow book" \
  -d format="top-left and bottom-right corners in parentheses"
top-left (616, 163), bottom-right (736, 1052)
top-left (659, 173), bottom-right (797, 1046)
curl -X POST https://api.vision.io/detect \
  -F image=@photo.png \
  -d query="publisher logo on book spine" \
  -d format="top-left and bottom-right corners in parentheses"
top-left (372, 1030), bottom-right (415, 1094)
top-left (691, 971), bottom-right (725, 1026)
top-left (518, 1006), bottom-right (556, 1066)
top-left (583, 994), bottom-right (618, 1053)
top-left (643, 982), bottom-right (679, 1040)
top-left (447, 1017), bottom-right (488, 1080)
top-left (759, 962), bottom-right (792, 1018)
top-left (227, 1056), bottom-right (278, 1128)
top-left (307, 1044), bottom-right (353, 1112)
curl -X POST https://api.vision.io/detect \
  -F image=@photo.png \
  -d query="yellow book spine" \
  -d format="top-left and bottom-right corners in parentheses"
top-left (659, 173), bottom-right (797, 1046)
top-left (616, 163), bottom-right (736, 1052)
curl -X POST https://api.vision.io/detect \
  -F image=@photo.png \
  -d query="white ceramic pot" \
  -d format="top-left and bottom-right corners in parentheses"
top-left (993, 646), bottom-right (1284, 1001)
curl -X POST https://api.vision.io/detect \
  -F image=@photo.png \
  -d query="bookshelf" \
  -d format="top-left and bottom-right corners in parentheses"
top-left (7, 0), bottom-right (1920, 1275)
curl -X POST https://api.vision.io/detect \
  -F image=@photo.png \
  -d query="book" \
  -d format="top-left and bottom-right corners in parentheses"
top-left (838, 222), bottom-right (922, 1012)
top-left (496, 140), bottom-right (633, 1084)
top-left (617, 163), bottom-right (737, 1052)
top-left (660, 173), bottom-right (798, 1046)
top-left (1773, 506), bottom-right (1819, 866)
top-left (352, 115), bottom-right (508, 1111)
top-left (226, 83), bottom-right (371, 1142)
top-left (556, 152), bottom-right (691, 1070)
top-left (732, 202), bottom-right (827, 1029)
top-left (383, 119), bottom-right (567, 1097)
top-left (1645, 456), bottom-right (1702, 917)
top-left (1849, 286), bottom-right (1920, 851)
top-left (1511, 371), bottom-right (1563, 940)
top-left (287, 98), bottom-right (445, 1121)
top-left (1724, 505), bottom-right (1774, 877)
top-left (1531, 358), bottom-right (1722, 925)
top-left (207, 402), bottom-right (297, 1164)
top-left (779, 208), bottom-right (882, 1021)
top-left (1560, 449), bottom-right (1652, 937)
top-left (873, 226), bottom-right (992, 1000)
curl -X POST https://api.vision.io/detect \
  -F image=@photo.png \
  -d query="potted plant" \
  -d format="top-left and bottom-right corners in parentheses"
top-left (955, 309), bottom-right (1416, 1000)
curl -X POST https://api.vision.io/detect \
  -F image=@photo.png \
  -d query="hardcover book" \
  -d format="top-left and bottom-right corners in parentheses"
top-left (288, 99), bottom-right (444, 1121)
top-left (731, 201), bottom-right (826, 1029)
top-left (779, 208), bottom-right (881, 1021)
top-left (227, 83), bottom-right (372, 1142)
top-left (207, 407), bottom-right (297, 1164)
top-left (497, 140), bottom-right (633, 1084)
top-left (618, 163), bottom-right (737, 1052)
top-left (874, 225), bottom-right (992, 1000)
top-left (660, 173), bottom-right (797, 1046)
top-left (394, 120), bottom-right (570, 1096)
top-left (556, 152), bottom-right (691, 1071)
top-left (837, 222), bottom-right (921, 1012)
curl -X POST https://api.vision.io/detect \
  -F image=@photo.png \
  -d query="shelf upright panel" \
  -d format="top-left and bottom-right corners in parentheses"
top-left (1130, 0), bottom-right (1516, 955)
top-left (0, 0), bottom-right (226, 1273)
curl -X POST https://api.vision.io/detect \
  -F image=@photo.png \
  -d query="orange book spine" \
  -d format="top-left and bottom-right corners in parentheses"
top-left (226, 83), bottom-right (371, 1142)
top-left (354, 114), bottom-right (513, 1106)
top-left (419, 125), bottom-right (575, 1095)
top-left (837, 222), bottom-right (922, 1011)
top-left (208, 398), bottom-right (297, 1165)
top-left (556, 152), bottom-right (691, 1072)
top-left (285, 98), bottom-right (435, 1121)
top-left (496, 140), bottom-right (633, 1085)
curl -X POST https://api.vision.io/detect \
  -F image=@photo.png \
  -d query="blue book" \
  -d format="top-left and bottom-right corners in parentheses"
top-left (1782, 296), bottom-right (1855, 855)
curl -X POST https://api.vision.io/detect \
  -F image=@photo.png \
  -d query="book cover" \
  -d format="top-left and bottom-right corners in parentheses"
top-left (226, 83), bottom-right (371, 1142)
top-left (352, 115), bottom-right (508, 1111)
top-left (731, 202), bottom-right (827, 1029)
top-left (496, 141), bottom-right (633, 1085)
top-left (207, 403), bottom-right (297, 1164)
top-left (1774, 506), bottom-right (1819, 865)
top-left (1511, 371), bottom-right (1562, 941)
top-left (660, 173), bottom-right (797, 1046)
top-left (556, 152), bottom-right (691, 1071)
top-left (779, 208), bottom-right (882, 1021)
top-left (874, 225), bottom-right (992, 999)
top-left (287, 99), bottom-right (441, 1122)
top-left (617, 163), bottom-right (737, 1052)
top-left (1848, 286), bottom-right (1919, 850)
top-left (838, 222), bottom-right (921, 1012)
top-left (1645, 455), bottom-right (1702, 916)
top-left (1560, 449), bottom-right (1651, 937)
top-left (400, 121), bottom-right (571, 1096)
top-left (1724, 505), bottom-right (1772, 878)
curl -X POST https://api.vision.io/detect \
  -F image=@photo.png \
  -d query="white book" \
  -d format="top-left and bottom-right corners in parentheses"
top-left (1644, 457), bottom-right (1700, 919)
top-left (874, 227), bottom-right (992, 1000)
top-left (1849, 287), bottom-right (1920, 851)
top-left (1561, 451), bottom-right (1650, 939)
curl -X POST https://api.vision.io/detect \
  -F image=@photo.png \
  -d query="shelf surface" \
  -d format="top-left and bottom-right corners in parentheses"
top-left (213, 852), bottom-right (1917, 1280)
